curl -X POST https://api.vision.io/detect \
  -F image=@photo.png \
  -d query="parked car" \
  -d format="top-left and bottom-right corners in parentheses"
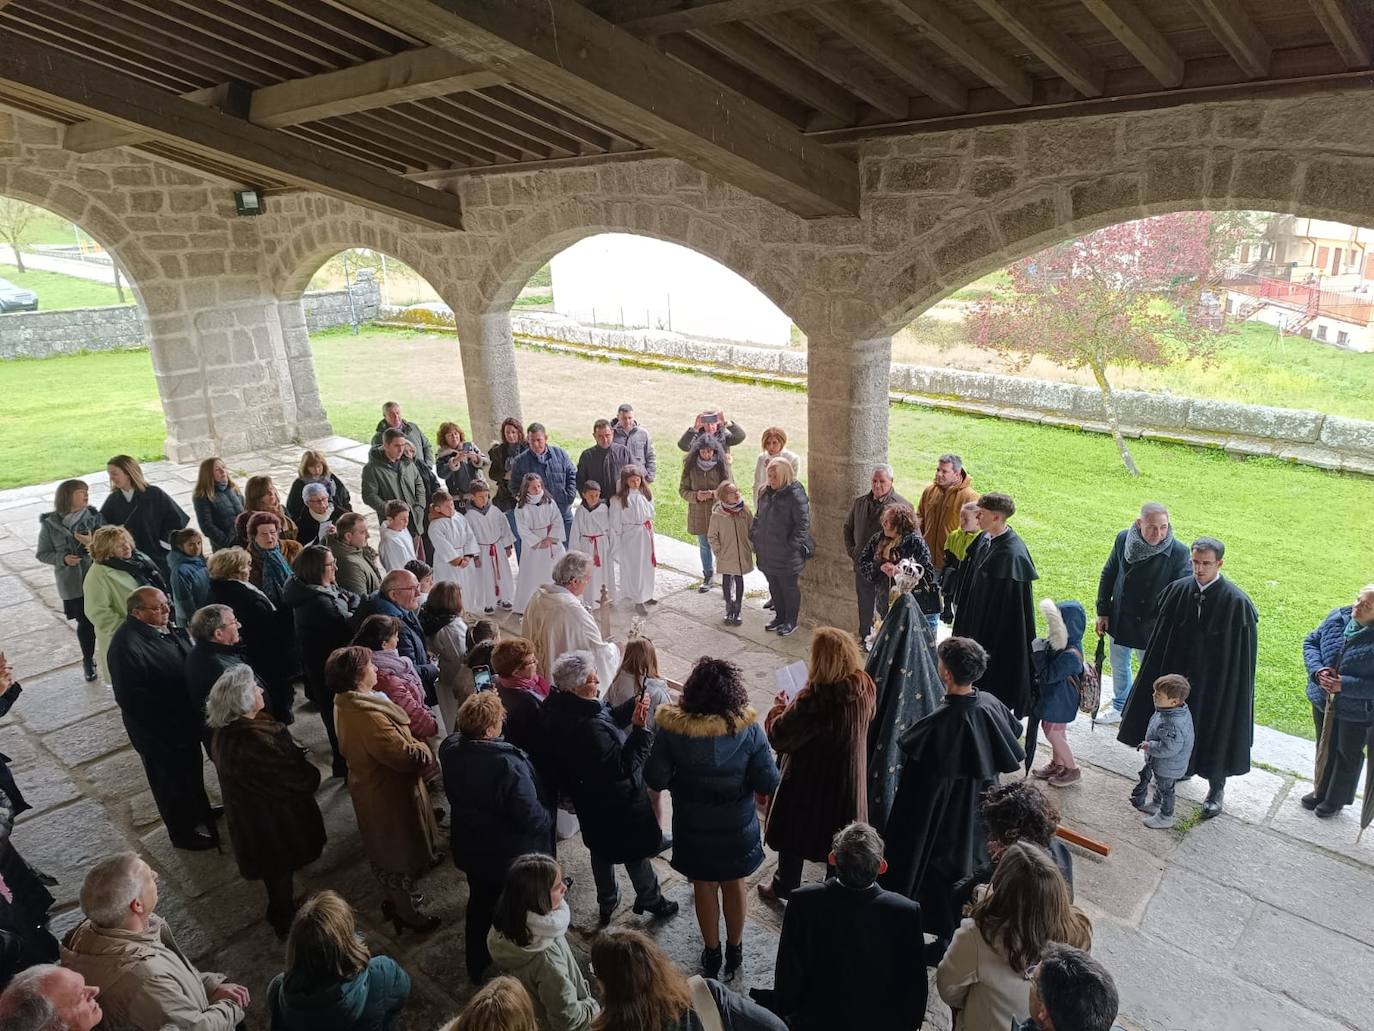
top-left (0, 277), bottom-right (38, 313)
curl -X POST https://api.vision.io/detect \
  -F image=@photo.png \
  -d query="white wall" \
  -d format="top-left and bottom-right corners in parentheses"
top-left (549, 233), bottom-right (793, 346)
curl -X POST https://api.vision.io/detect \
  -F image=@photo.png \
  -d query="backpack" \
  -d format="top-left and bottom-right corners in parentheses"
top-left (1074, 635), bottom-right (1105, 718)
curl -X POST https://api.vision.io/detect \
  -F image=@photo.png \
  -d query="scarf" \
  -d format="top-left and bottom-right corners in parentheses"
top-left (418, 607), bottom-right (459, 637)
top-left (495, 672), bottom-right (551, 700)
top-left (721, 499), bottom-right (745, 514)
top-left (695, 455), bottom-right (719, 472)
top-left (254, 544), bottom-right (293, 604)
top-left (1124, 523), bottom-right (1174, 563)
top-left (524, 902), bottom-right (571, 950)
top-left (61, 508), bottom-right (88, 530)
top-left (105, 553), bottom-right (165, 591)
top-left (1346, 618), bottom-right (1367, 640)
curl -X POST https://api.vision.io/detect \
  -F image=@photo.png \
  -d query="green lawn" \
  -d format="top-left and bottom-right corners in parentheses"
top-left (2, 328), bottom-right (1363, 738)
top-left (0, 263), bottom-right (131, 310)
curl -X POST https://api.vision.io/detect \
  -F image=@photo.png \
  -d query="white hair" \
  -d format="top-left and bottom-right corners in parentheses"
top-left (1139, 501), bottom-right (1169, 519)
top-left (80, 852), bottom-right (145, 929)
top-left (552, 550), bottom-right (593, 586)
top-left (205, 664), bottom-right (259, 728)
top-left (551, 650), bottom-right (595, 693)
top-left (1359, 583), bottom-right (1374, 599)
top-left (0, 965), bottom-right (67, 1030)
top-left (871, 464), bottom-right (893, 478)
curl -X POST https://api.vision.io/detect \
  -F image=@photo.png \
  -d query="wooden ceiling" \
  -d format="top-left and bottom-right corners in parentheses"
top-left (0, 0), bottom-right (1369, 225)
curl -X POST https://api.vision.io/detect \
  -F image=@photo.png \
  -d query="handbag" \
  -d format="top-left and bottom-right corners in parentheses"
top-left (688, 975), bottom-right (725, 1031)
top-left (1073, 635), bottom-right (1104, 718)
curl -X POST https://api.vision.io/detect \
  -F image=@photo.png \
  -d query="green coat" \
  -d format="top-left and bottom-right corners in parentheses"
top-left (83, 563), bottom-right (139, 679)
top-left (360, 447), bottom-right (426, 529)
top-left (679, 459), bottom-right (728, 536)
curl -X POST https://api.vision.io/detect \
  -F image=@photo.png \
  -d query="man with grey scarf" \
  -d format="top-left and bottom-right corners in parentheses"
top-left (1094, 503), bottom-right (1191, 723)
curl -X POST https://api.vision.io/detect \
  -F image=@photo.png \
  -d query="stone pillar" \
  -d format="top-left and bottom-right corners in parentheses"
top-left (456, 309), bottom-right (523, 446)
top-left (273, 299), bottom-right (334, 440)
top-left (801, 328), bottom-right (893, 629)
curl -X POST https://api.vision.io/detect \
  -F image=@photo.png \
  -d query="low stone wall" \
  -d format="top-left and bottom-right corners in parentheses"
top-left (302, 271), bottom-right (380, 333)
top-left (496, 311), bottom-right (1374, 476)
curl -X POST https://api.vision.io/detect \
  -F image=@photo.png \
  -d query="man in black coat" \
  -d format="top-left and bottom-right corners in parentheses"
top-left (1094, 502), bottom-right (1191, 725)
top-left (951, 492), bottom-right (1039, 717)
top-left (1118, 537), bottom-right (1258, 820)
top-left (757, 822), bottom-right (925, 1031)
top-left (439, 691), bottom-right (554, 982)
top-left (842, 466), bottom-right (908, 641)
top-left (542, 650), bottom-right (677, 926)
top-left (106, 588), bottom-right (216, 851)
top-left (576, 420), bottom-right (633, 494)
top-left (183, 603), bottom-right (249, 752)
top-left (352, 570), bottom-right (438, 700)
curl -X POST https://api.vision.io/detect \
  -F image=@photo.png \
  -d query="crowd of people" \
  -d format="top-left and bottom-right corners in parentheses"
top-left (2, 397), bottom-right (1371, 1031)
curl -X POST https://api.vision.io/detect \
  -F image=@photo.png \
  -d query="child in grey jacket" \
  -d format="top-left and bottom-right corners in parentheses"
top-left (1130, 674), bottom-right (1195, 829)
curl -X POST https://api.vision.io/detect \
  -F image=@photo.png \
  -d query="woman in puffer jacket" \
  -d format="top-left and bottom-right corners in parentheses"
top-left (750, 458), bottom-right (812, 638)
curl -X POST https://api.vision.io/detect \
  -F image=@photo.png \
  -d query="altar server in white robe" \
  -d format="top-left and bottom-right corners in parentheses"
top-left (512, 472), bottom-right (566, 615)
top-left (571, 480), bottom-right (616, 609)
top-left (427, 489), bottom-right (479, 604)
top-left (611, 464), bottom-right (657, 612)
top-left (462, 479), bottom-right (514, 612)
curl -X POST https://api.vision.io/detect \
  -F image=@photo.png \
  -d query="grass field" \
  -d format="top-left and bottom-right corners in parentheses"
top-left (2, 325), bottom-right (1362, 737)
top-left (0, 263), bottom-right (131, 309)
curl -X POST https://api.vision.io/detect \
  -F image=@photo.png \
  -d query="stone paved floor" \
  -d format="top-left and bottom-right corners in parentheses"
top-left (0, 437), bottom-right (1370, 1030)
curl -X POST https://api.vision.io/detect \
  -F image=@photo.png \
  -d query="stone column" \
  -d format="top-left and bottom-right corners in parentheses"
top-left (801, 327), bottom-right (892, 629)
top-left (273, 299), bottom-right (333, 440)
top-left (456, 309), bottom-right (523, 446)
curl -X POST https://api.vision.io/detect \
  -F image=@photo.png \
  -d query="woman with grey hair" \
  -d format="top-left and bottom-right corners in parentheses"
top-left (207, 665), bottom-right (326, 939)
top-left (542, 651), bottom-right (676, 926)
top-left (296, 481), bottom-right (341, 544)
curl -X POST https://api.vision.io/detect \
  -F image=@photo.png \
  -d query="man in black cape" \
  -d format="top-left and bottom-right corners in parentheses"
top-left (880, 636), bottom-right (1024, 952)
top-left (951, 491), bottom-right (1038, 716)
top-left (1117, 536), bottom-right (1257, 819)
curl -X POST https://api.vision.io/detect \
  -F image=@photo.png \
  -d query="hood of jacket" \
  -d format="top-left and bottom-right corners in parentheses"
top-left (41, 506), bottom-right (102, 534)
top-left (166, 550), bottom-right (205, 576)
top-left (274, 968), bottom-right (373, 1026)
top-left (688, 434), bottom-right (726, 463)
top-left (374, 417), bottom-right (416, 435)
top-left (655, 703), bottom-right (759, 766)
top-left (371, 647), bottom-right (418, 679)
top-left (282, 575), bottom-right (328, 610)
top-left (1039, 598), bottom-right (1086, 652)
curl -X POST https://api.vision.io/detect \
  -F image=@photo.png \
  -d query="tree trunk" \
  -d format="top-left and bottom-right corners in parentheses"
top-left (1089, 360), bottom-right (1140, 476)
top-left (10, 245), bottom-right (25, 274)
top-left (113, 264), bottom-right (125, 304)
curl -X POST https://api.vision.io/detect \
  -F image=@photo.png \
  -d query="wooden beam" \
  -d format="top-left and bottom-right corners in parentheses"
top-left (1080, 0), bottom-right (1185, 87)
top-left (612, 1), bottom-right (815, 36)
top-left (62, 46), bottom-right (504, 153)
top-left (1308, 0), bottom-right (1372, 68)
top-left (1187, 0), bottom-right (1272, 78)
top-left (807, 5), bottom-right (967, 112)
top-left (0, 38), bottom-right (464, 231)
top-left (658, 34), bottom-right (812, 125)
top-left (694, 23), bottom-right (857, 122)
top-left (341, 0), bottom-right (859, 217)
top-left (883, 0), bottom-right (1035, 105)
top-left (747, 13), bottom-right (910, 118)
top-left (969, 0), bottom-right (1105, 97)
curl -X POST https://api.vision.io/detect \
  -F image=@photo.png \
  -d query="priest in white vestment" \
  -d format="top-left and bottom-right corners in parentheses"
top-left (522, 550), bottom-right (620, 690)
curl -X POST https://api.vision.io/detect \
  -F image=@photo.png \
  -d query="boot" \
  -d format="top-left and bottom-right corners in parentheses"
top-left (723, 942), bottom-right (744, 980)
top-left (1201, 780), bottom-right (1225, 820)
top-left (82, 657), bottom-right (98, 683)
top-left (700, 945), bottom-right (723, 979)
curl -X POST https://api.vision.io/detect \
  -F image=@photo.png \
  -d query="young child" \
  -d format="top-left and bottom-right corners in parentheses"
top-left (607, 636), bottom-right (675, 834)
top-left (610, 464), bottom-right (656, 614)
top-left (512, 473), bottom-right (565, 615)
top-left (706, 480), bottom-right (753, 626)
top-left (1132, 674), bottom-right (1195, 829)
top-left (379, 500), bottom-right (417, 572)
top-left (166, 527), bottom-right (209, 626)
top-left (1031, 598), bottom-right (1086, 788)
top-left (426, 489), bottom-right (478, 605)
top-left (466, 617), bottom-right (500, 691)
top-left (940, 500), bottom-right (982, 624)
top-left (463, 480), bottom-right (515, 613)
top-left (570, 479), bottom-right (615, 610)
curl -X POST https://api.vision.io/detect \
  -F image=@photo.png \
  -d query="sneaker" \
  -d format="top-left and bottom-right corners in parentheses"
top-left (1031, 761), bottom-right (1062, 780)
top-left (1048, 766), bottom-right (1081, 788)
top-left (1142, 812), bottom-right (1175, 829)
top-left (765, 619), bottom-right (783, 631)
top-left (1096, 708), bottom-right (1122, 726)
top-left (698, 577), bottom-right (714, 594)
top-left (777, 624), bottom-right (798, 637)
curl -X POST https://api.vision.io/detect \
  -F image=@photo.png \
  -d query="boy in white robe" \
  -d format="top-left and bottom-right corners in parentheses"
top-left (463, 479), bottom-right (515, 613)
top-left (378, 500), bottom-right (417, 572)
top-left (427, 490), bottom-right (479, 607)
top-left (570, 480), bottom-right (616, 610)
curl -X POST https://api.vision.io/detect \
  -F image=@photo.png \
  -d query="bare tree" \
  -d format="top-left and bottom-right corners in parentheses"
top-left (0, 197), bottom-right (41, 274)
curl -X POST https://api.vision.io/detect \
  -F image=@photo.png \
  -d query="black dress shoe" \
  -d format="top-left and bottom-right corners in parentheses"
top-left (82, 658), bottom-right (98, 682)
top-left (171, 831), bottom-right (217, 852)
top-left (633, 897), bottom-right (679, 919)
top-left (1200, 786), bottom-right (1225, 820)
top-left (209, 805), bottom-right (225, 819)
top-left (763, 599), bottom-right (774, 610)
top-left (764, 619), bottom-right (783, 631)
top-left (1314, 799), bottom-right (1345, 818)
top-left (1300, 791), bottom-right (1321, 811)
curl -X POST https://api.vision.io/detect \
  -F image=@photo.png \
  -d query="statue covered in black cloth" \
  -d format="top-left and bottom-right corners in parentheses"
top-left (950, 492), bottom-right (1038, 717)
top-left (1117, 536), bottom-right (1257, 820)
top-left (864, 564), bottom-right (944, 834)
top-left (880, 636), bottom-right (1024, 951)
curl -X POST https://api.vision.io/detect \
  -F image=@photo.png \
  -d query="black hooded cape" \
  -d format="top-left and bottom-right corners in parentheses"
top-left (865, 591), bottom-right (944, 834)
top-left (879, 690), bottom-right (1024, 942)
top-left (1117, 575), bottom-right (1257, 780)
top-left (951, 527), bottom-right (1039, 717)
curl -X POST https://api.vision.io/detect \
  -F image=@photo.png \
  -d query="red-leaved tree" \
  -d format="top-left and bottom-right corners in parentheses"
top-left (968, 212), bottom-right (1247, 475)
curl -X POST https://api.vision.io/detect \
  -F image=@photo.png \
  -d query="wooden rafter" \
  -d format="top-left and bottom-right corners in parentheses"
top-left (611, 0), bottom-right (814, 36)
top-left (1186, 0), bottom-right (1272, 78)
top-left (883, 0), bottom-right (1035, 106)
top-left (970, 0), bottom-right (1104, 97)
top-left (63, 46), bottom-right (503, 153)
top-left (342, 0), bottom-right (859, 217)
top-left (1079, 0), bottom-right (1185, 87)
top-left (694, 23), bottom-right (857, 122)
top-left (1308, 0), bottom-right (1372, 68)
top-left (806, 5), bottom-right (967, 113)
top-left (747, 13), bottom-right (909, 119)
top-left (0, 37), bottom-right (464, 230)
top-left (657, 34), bottom-right (812, 126)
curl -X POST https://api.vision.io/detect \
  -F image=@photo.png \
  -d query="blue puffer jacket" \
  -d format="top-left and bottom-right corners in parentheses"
top-left (645, 704), bottom-right (780, 883)
top-left (1032, 600), bottom-right (1086, 724)
top-left (166, 550), bottom-right (210, 626)
top-left (267, 955), bottom-right (410, 1031)
top-left (509, 445), bottom-right (578, 511)
top-left (1302, 606), bottom-right (1374, 722)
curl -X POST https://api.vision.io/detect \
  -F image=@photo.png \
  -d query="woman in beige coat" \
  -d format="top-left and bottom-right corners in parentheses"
top-left (327, 645), bottom-right (442, 935)
top-left (706, 481), bottom-right (753, 626)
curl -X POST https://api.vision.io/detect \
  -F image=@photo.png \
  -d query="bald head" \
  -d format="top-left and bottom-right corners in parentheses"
top-left (127, 587), bottom-right (170, 627)
top-left (381, 569), bottom-right (422, 611)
